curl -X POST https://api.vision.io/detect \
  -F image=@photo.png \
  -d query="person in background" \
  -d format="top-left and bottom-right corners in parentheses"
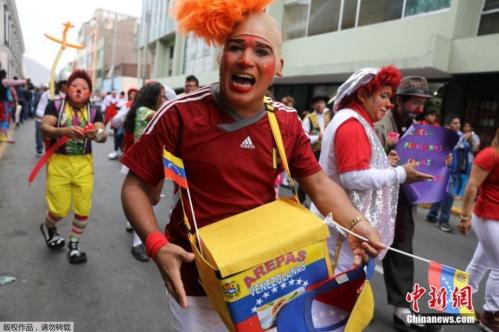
top-left (111, 87), bottom-right (138, 233)
top-left (302, 95), bottom-right (332, 160)
top-left (103, 90), bottom-right (124, 160)
top-left (419, 108), bottom-right (439, 126)
top-left (299, 95), bottom-right (331, 204)
top-left (459, 128), bottom-right (499, 332)
top-left (40, 69), bottom-right (107, 264)
top-left (376, 75), bottom-right (443, 332)
top-left (426, 117), bottom-right (463, 233)
top-left (13, 76), bottom-right (26, 126)
top-left (311, 66), bottom-right (432, 278)
top-left (459, 122), bottom-right (480, 197)
top-left (24, 78), bottom-right (35, 119)
top-left (280, 95), bottom-right (295, 108)
top-left (0, 71), bottom-right (25, 142)
top-left (184, 75), bottom-right (199, 94)
top-left (35, 81), bottom-right (67, 156)
top-left (122, 82), bottom-right (166, 262)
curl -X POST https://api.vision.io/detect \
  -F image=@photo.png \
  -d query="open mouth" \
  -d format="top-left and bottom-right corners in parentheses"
top-left (232, 74), bottom-right (256, 87)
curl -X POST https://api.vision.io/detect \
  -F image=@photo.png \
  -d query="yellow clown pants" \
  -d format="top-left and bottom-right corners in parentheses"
top-left (45, 154), bottom-right (94, 218)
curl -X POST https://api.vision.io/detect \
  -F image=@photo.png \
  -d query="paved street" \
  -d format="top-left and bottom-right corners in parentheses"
top-left (0, 120), bottom-right (485, 332)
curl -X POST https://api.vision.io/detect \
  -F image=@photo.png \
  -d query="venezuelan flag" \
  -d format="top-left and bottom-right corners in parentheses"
top-left (162, 149), bottom-right (188, 188)
top-left (428, 261), bottom-right (474, 315)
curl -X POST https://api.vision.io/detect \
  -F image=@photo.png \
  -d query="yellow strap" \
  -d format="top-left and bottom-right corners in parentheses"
top-left (265, 97), bottom-right (298, 201)
top-left (181, 97), bottom-right (299, 235)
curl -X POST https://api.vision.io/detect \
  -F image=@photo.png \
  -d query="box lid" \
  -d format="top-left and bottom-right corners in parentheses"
top-left (198, 198), bottom-right (330, 278)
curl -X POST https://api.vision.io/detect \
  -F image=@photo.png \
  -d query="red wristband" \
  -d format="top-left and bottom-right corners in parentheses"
top-left (145, 231), bottom-right (169, 258)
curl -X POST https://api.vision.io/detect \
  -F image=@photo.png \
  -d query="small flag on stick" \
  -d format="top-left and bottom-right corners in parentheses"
top-left (428, 261), bottom-right (474, 315)
top-left (162, 148), bottom-right (203, 255)
top-left (163, 150), bottom-right (188, 188)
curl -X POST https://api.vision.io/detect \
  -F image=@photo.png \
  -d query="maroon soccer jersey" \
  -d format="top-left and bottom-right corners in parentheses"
top-left (122, 84), bottom-right (321, 294)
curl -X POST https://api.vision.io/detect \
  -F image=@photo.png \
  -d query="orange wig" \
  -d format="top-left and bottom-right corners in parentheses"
top-left (173, 0), bottom-right (274, 46)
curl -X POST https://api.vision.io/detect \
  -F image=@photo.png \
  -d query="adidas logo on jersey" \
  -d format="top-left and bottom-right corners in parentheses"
top-left (240, 136), bottom-right (255, 149)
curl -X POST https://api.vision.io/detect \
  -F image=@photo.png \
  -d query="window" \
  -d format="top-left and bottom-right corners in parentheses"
top-left (479, 0), bottom-right (499, 35)
top-left (484, 0), bottom-right (499, 11)
top-left (183, 35), bottom-right (216, 75)
top-left (308, 0), bottom-right (341, 36)
top-left (341, 0), bottom-right (359, 30)
top-left (282, 0), bottom-right (450, 40)
top-left (283, 0), bottom-right (309, 40)
top-left (404, 0), bottom-right (450, 17)
top-left (358, 0), bottom-right (403, 26)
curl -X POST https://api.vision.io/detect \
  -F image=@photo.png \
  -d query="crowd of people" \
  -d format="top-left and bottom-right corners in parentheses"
top-left (2, 1), bottom-right (497, 331)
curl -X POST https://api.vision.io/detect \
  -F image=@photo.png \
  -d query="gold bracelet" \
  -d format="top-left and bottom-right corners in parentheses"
top-left (459, 215), bottom-right (471, 221)
top-left (348, 215), bottom-right (367, 231)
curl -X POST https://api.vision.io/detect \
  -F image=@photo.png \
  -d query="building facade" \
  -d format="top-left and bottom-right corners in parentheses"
top-left (77, 9), bottom-right (140, 93)
top-left (0, 0), bottom-right (24, 78)
top-left (142, 0), bottom-right (499, 146)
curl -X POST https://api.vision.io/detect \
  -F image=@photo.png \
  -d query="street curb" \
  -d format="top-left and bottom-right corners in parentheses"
top-left (419, 203), bottom-right (462, 217)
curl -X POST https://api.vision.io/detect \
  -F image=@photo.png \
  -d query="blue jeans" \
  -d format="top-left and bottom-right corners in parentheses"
top-left (35, 121), bottom-right (43, 153)
top-left (427, 193), bottom-right (454, 225)
top-left (114, 127), bottom-right (124, 152)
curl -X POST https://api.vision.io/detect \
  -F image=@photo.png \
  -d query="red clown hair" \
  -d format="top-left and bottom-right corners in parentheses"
top-left (363, 65), bottom-right (401, 96)
top-left (339, 65), bottom-right (402, 110)
top-left (173, 0), bottom-right (274, 46)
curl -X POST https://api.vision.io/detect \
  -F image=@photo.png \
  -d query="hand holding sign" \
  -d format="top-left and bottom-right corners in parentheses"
top-left (402, 160), bottom-right (434, 184)
top-left (396, 124), bottom-right (459, 204)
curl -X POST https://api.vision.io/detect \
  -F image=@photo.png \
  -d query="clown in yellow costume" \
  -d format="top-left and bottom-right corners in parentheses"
top-left (40, 69), bottom-right (106, 264)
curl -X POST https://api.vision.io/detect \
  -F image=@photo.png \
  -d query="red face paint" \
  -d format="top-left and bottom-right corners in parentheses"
top-left (241, 36), bottom-right (257, 49)
top-left (219, 35), bottom-right (278, 109)
top-left (263, 64), bottom-right (275, 78)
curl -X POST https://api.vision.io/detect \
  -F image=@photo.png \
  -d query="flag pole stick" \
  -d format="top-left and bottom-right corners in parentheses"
top-left (186, 187), bottom-right (203, 257)
top-left (326, 216), bottom-right (431, 264)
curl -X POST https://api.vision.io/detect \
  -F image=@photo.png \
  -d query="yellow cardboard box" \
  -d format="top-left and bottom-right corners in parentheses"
top-left (190, 198), bottom-right (332, 332)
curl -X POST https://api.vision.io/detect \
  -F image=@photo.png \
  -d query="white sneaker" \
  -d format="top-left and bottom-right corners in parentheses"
top-left (108, 151), bottom-right (119, 160)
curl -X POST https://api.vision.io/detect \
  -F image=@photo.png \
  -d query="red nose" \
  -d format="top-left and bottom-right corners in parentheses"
top-left (238, 58), bottom-right (251, 68)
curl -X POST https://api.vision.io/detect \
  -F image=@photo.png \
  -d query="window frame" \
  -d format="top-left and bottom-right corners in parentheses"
top-left (283, 0), bottom-right (451, 40)
top-left (477, 0), bottom-right (499, 36)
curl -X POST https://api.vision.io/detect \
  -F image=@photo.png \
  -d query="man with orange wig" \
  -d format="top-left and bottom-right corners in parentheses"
top-left (121, 1), bottom-right (384, 330)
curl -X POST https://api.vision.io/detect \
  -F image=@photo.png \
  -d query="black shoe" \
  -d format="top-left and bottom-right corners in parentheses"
top-left (425, 216), bottom-right (437, 223)
top-left (126, 222), bottom-right (133, 233)
top-left (68, 241), bottom-right (87, 264)
top-left (131, 244), bottom-right (149, 262)
top-left (40, 223), bottom-right (65, 250)
top-left (393, 315), bottom-right (443, 332)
